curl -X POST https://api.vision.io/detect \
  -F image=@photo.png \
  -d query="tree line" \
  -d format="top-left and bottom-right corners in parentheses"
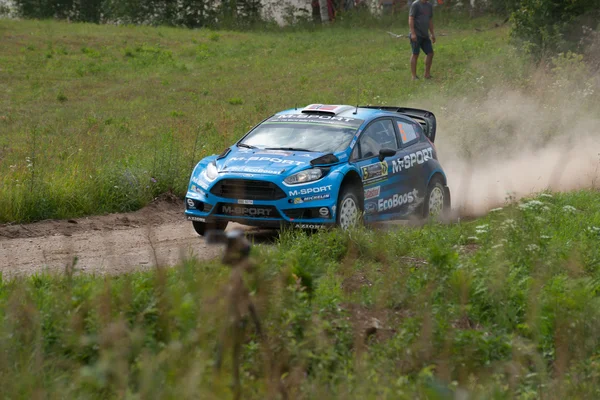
top-left (9, 0), bottom-right (263, 28)
top-left (5, 0), bottom-right (600, 59)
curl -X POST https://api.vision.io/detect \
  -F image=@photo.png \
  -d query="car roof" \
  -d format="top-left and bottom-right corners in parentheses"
top-left (275, 104), bottom-right (408, 123)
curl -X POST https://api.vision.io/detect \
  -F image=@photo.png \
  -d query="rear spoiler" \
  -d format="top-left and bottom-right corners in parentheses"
top-left (360, 106), bottom-right (437, 143)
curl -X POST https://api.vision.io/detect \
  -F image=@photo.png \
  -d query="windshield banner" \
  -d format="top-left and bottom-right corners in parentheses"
top-left (267, 114), bottom-right (364, 127)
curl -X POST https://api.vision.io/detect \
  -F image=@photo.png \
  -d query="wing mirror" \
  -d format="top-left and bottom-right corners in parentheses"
top-left (378, 148), bottom-right (396, 161)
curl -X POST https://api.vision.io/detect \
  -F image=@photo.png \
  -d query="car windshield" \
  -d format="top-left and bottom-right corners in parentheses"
top-left (239, 122), bottom-right (358, 153)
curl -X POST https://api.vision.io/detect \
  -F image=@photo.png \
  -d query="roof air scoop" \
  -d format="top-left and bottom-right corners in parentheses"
top-left (301, 104), bottom-right (354, 116)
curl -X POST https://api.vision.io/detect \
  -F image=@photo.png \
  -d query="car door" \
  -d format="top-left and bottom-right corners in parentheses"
top-left (390, 117), bottom-right (433, 215)
top-left (350, 118), bottom-right (405, 221)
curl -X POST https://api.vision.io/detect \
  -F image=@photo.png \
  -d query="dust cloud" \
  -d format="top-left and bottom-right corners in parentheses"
top-left (432, 75), bottom-right (600, 217)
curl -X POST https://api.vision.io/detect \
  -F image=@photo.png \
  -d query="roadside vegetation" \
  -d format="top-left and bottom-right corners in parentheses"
top-left (1, 190), bottom-right (600, 398)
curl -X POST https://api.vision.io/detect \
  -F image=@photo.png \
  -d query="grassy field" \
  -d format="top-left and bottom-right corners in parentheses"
top-left (3, 15), bottom-right (600, 399)
top-left (1, 190), bottom-right (600, 398)
top-left (0, 15), bottom-right (527, 223)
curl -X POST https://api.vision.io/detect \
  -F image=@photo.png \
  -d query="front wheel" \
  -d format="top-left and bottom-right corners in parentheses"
top-left (336, 186), bottom-right (362, 230)
top-left (192, 220), bottom-right (229, 237)
top-left (422, 177), bottom-right (449, 219)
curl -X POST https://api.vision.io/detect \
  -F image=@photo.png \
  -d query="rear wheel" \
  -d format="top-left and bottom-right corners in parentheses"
top-left (192, 220), bottom-right (229, 237)
top-left (336, 185), bottom-right (362, 230)
top-left (422, 177), bottom-right (449, 219)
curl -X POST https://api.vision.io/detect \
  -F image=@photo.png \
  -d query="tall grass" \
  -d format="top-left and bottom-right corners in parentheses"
top-left (1, 190), bottom-right (599, 397)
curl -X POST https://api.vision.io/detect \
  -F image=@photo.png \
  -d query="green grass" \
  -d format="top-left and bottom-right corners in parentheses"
top-left (1, 189), bottom-right (600, 398)
top-left (0, 16), bottom-right (525, 223)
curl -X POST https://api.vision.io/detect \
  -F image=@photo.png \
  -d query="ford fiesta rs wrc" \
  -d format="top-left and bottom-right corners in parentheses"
top-left (185, 104), bottom-right (450, 236)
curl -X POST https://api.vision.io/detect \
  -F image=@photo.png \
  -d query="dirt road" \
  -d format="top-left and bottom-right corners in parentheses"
top-left (0, 195), bottom-right (272, 278)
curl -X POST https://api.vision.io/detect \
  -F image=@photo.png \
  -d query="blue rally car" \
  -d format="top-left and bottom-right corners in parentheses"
top-left (185, 104), bottom-right (450, 236)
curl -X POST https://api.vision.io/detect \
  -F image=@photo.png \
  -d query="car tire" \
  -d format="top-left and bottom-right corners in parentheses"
top-left (192, 220), bottom-right (229, 237)
top-left (336, 185), bottom-right (362, 230)
top-left (422, 176), bottom-right (449, 219)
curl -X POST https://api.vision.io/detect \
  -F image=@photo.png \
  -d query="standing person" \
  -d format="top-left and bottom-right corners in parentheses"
top-left (408, 0), bottom-right (436, 80)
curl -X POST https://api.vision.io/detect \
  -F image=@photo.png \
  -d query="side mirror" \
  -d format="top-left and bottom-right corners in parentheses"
top-left (378, 148), bottom-right (396, 161)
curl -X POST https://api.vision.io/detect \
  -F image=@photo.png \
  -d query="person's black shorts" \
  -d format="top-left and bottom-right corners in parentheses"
top-left (410, 36), bottom-right (433, 55)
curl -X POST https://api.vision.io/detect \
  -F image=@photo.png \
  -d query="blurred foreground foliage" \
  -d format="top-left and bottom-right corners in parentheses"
top-left (1, 190), bottom-right (600, 398)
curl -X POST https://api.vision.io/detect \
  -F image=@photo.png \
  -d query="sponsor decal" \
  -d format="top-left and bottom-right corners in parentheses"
top-left (191, 176), bottom-right (209, 190)
top-left (186, 199), bottom-right (196, 209)
top-left (293, 194), bottom-right (331, 204)
top-left (294, 224), bottom-right (326, 229)
top-left (391, 147), bottom-right (433, 173)
top-left (378, 189), bottom-right (419, 212)
top-left (226, 166), bottom-right (282, 174)
top-left (238, 199), bottom-right (254, 205)
top-left (221, 205), bottom-right (273, 217)
top-left (186, 216), bottom-right (206, 222)
top-left (319, 207), bottom-right (329, 217)
top-left (229, 156), bottom-right (305, 166)
top-left (364, 186), bottom-right (380, 200)
top-left (269, 114), bottom-right (363, 127)
top-left (255, 150), bottom-right (291, 156)
top-left (361, 162), bottom-right (389, 184)
top-left (365, 202), bottom-right (377, 214)
top-left (289, 185), bottom-right (332, 197)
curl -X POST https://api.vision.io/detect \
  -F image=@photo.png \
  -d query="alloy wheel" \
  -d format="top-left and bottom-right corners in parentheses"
top-left (339, 196), bottom-right (359, 230)
top-left (428, 186), bottom-right (445, 217)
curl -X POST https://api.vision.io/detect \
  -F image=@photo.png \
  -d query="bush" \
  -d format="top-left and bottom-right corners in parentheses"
top-left (510, 0), bottom-right (600, 60)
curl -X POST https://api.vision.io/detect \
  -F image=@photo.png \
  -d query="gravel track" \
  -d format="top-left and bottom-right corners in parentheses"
top-left (0, 195), bottom-right (273, 278)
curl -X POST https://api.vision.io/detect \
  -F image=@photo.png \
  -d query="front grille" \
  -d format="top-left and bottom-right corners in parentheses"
top-left (210, 179), bottom-right (286, 201)
top-left (215, 203), bottom-right (281, 219)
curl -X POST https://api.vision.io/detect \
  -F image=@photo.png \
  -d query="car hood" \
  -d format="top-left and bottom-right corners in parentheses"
top-left (216, 147), bottom-right (325, 176)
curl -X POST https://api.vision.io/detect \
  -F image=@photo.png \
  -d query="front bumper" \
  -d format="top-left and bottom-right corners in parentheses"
top-left (184, 178), bottom-right (338, 230)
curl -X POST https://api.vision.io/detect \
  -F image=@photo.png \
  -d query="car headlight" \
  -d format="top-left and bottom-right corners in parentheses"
top-left (284, 168), bottom-right (324, 185)
top-left (205, 161), bottom-right (218, 181)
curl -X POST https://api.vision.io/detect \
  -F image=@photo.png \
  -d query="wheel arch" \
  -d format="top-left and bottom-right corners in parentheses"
top-left (339, 169), bottom-right (364, 209)
top-left (427, 170), bottom-right (451, 208)
top-left (427, 170), bottom-right (447, 186)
